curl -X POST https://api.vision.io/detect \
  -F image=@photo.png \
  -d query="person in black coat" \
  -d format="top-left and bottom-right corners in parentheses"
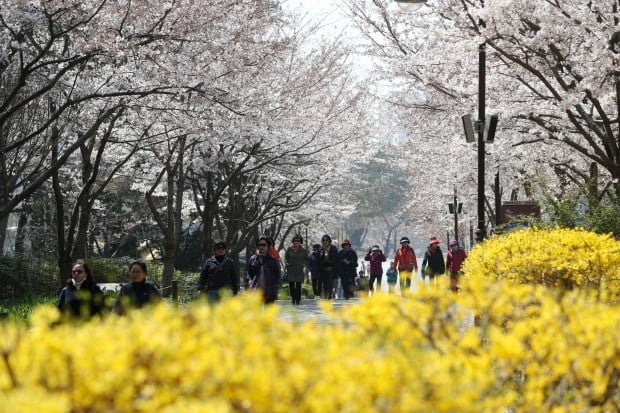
top-left (308, 243), bottom-right (322, 298)
top-left (338, 239), bottom-right (358, 299)
top-left (198, 240), bottom-right (239, 303)
top-left (421, 237), bottom-right (446, 287)
top-left (56, 261), bottom-right (104, 319)
top-left (317, 234), bottom-right (339, 299)
top-left (113, 260), bottom-right (161, 315)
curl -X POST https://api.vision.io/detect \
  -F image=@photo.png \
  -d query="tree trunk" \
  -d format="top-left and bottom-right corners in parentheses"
top-left (0, 214), bottom-right (8, 254)
top-left (52, 128), bottom-right (69, 286)
top-left (161, 237), bottom-right (176, 297)
top-left (14, 209), bottom-right (28, 255)
top-left (146, 135), bottom-right (188, 297)
top-left (71, 199), bottom-right (92, 259)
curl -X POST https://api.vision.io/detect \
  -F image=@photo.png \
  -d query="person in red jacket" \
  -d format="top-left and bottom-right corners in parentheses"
top-left (446, 240), bottom-right (467, 292)
top-left (393, 236), bottom-right (418, 295)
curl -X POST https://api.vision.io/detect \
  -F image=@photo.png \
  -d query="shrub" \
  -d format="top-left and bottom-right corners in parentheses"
top-left (0, 255), bottom-right (57, 299)
top-left (462, 227), bottom-right (620, 299)
top-left (583, 200), bottom-right (620, 239)
top-left (0, 286), bottom-right (618, 412)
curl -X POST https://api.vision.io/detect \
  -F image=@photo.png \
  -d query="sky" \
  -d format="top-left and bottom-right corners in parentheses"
top-left (283, 0), bottom-right (349, 33)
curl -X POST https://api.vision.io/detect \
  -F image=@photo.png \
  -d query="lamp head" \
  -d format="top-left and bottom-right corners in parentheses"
top-left (394, 0), bottom-right (427, 11)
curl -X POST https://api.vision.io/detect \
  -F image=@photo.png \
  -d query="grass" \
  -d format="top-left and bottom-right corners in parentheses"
top-left (0, 294), bottom-right (57, 323)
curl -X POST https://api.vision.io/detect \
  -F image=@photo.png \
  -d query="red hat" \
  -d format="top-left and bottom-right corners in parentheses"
top-left (341, 239), bottom-right (351, 247)
top-left (429, 237), bottom-right (440, 245)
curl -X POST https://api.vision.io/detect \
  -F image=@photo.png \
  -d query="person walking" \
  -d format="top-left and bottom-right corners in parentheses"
top-left (421, 237), bottom-right (446, 287)
top-left (113, 261), bottom-right (162, 315)
top-left (308, 243), bottom-right (322, 298)
top-left (317, 234), bottom-right (339, 299)
top-left (364, 245), bottom-right (386, 296)
top-left (446, 240), bottom-right (467, 292)
top-left (393, 236), bottom-right (418, 295)
top-left (386, 261), bottom-right (398, 294)
top-left (56, 261), bottom-right (104, 319)
top-left (338, 239), bottom-right (358, 299)
top-left (248, 236), bottom-right (281, 304)
top-left (198, 241), bottom-right (239, 303)
top-left (284, 234), bottom-right (309, 305)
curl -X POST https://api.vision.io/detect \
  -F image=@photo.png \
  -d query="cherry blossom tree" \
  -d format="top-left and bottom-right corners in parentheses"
top-left (0, 1), bottom-right (182, 224)
top-left (341, 0), bottom-right (619, 241)
top-left (110, 0), bottom-right (369, 290)
top-left (1, 0), bottom-right (373, 288)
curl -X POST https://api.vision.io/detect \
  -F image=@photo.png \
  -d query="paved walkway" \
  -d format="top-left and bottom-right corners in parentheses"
top-left (275, 274), bottom-right (475, 331)
top-left (276, 297), bottom-right (362, 325)
top-left (275, 272), bottom-right (432, 325)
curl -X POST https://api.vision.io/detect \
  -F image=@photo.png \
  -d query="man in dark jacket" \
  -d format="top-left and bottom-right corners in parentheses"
top-left (338, 239), bottom-right (358, 299)
top-left (198, 240), bottom-right (239, 303)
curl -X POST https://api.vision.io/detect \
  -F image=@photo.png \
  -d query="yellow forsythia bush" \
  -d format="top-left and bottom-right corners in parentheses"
top-left (462, 227), bottom-right (620, 298)
top-left (1, 286), bottom-right (619, 412)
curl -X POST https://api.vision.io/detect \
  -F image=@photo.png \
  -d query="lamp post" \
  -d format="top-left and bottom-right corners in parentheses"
top-left (475, 43), bottom-right (487, 243)
top-left (395, 0), bottom-right (496, 244)
top-left (448, 188), bottom-right (462, 245)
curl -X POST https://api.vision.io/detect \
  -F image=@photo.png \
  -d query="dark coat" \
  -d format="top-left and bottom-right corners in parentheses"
top-left (308, 249), bottom-right (321, 278)
top-left (198, 255), bottom-right (239, 294)
top-left (248, 253), bottom-right (281, 301)
top-left (284, 246), bottom-right (308, 283)
top-left (338, 248), bottom-right (358, 278)
top-left (422, 246), bottom-right (446, 275)
top-left (113, 280), bottom-right (161, 314)
top-left (317, 244), bottom-right (339, 279)
top-left (56, 279), bottom-right (104, 319)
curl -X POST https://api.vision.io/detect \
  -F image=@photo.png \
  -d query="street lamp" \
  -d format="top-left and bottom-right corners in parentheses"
top-left (395, 0), bottom-right (497, 243)
top-left (395, 0), bottom-right (426, 11)
top-left (448, 188), bottom-right (462, 245)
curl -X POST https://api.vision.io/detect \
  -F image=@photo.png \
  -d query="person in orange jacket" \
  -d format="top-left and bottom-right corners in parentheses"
top-left (393, 236), bottom-right (418, 294)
